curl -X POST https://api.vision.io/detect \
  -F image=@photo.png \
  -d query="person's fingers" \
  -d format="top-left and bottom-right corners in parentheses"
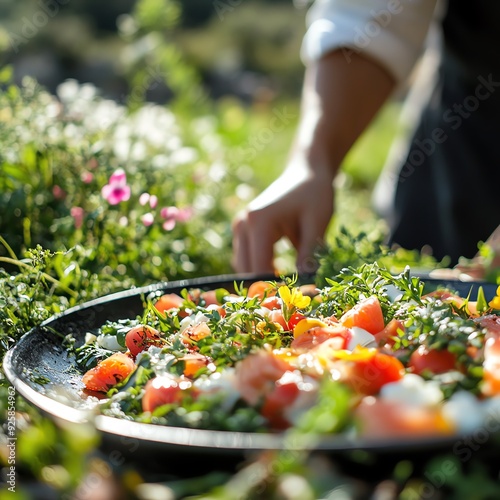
top-left (247, 210), bottom-right (276, 275)
top-left (296, 218), bottom-right (326, 274)
top-left (232, 213), bottom-right (251, 273)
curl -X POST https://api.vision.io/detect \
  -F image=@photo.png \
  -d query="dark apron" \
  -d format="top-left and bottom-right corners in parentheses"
top-left (387, 1), bottom-right (500, 265)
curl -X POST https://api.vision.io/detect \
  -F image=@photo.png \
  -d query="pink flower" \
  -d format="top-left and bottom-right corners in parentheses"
top-left (70, 206), bottom-right (84, 229)
top-left (160, 206), bottom-right (193, 231)
top-left (176, 207), bottom-right (193, 222)
top-left (88, 157), bottom-right (98, 170)
top-left (139, 192), bottom-right (150, 206)
top-left (101, 168), bottom-right (131, 205)
top-left (139, 193), bottom-right (158, 209)
top-left (141, 213), bottom-right (155, 227)
top-left (160, 206), bottom-right (178, 231)
top-left (52, 185), bottom-right (66, 200)
top-left (81, 171), bottom-right (94, 184)
top-left (149, 195), bottom-right (158, 209)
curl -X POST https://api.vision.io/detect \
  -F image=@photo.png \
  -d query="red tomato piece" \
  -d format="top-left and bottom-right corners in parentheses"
top-left (248, 281), bottom-right (275, 299)
top-left (125, 325), bottom-right (163, 357)
top-left (155, 293), bottom-right (184, 314)
top-left (374, 318), bottom-right (405, 347)
top-left (291, 324), bottom-right (351, 350)
top-left (142, 376), bottom-right (192, 413)
top-left (340, 296), bottom-right (385, 335)
top-left (287, 312), bottom-right (306, 331)
top-left (409, 345), bottom-right (458, 376)
top-left (181, 322), bottom-right (211, 349)
top-left (339, 349), bottom-right (405, 395)
top-left (180, 353), bottom-right (211, 377)
top-left (234, 352), bottom-right (292, 406)
top-left (82, 352), bottom-right (136, 393)
top-left (261, 381), bottom-right (300, 430)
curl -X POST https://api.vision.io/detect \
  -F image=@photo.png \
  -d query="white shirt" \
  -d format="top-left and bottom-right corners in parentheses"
top-left (301, 0), bottom-right (439, 84)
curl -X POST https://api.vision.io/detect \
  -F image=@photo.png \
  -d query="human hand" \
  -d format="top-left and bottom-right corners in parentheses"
top-left (232, 163), bottom-right (334, 274)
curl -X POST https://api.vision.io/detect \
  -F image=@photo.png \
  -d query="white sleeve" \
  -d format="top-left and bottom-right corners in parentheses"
top-left (301, 0), bottom-right (439, 84)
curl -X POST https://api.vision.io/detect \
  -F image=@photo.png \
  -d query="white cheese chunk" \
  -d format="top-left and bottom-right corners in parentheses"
top-left (380, 374), bottom-right (443, 407)
top-left (347, 327), bottom-right (377, 351)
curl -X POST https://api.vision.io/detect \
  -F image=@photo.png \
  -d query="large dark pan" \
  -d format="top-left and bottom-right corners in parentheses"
top-left (3, 274), bottom-right (500, 476)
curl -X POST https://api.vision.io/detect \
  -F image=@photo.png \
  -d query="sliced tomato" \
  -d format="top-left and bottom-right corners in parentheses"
top-left (82, 352), bottom-right (136, 393)
top-left (155, 293), bottom-right (184, 314)
top-left (340, 296), bottom-right (385, 335)
top-left (180, 353), bottom-right (211, 377)
top-left (142, 376), bottom-right (192, 413)
top-left (181, 322), bottom-right (211, 349)
top-left (125, 325), bottom-right (163, 357)
top-left (335, 347), bottom-right (404, 395)
top-left (409, 345), bottom-right (458, 375)
top-left (374, 318), bottom-right (405, 347)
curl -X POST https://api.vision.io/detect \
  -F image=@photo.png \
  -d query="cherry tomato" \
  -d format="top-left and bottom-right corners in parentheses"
top-left (82, 352), bottom-right (136, 393)
top-left (287, 312), bottom-right (306, 331)
top-left (248, 281), bottom-right (275, 299)
top-left (409, 345), bottom-right (458, 375)
top-left (125, 325), bottom-right (163, 357)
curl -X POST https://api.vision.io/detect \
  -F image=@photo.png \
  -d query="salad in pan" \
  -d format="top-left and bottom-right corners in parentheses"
top-left (73, 264), bottom-right (500, 439)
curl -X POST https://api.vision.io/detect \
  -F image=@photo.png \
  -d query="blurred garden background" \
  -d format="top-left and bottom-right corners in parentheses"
top-left (0, 1), bottom-right (445, 499)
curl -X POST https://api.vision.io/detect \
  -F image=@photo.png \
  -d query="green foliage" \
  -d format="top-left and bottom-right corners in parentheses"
top-left (0, 75), bottom-right (248, 284)
top-left (315, 226), bottom-right (445, 288)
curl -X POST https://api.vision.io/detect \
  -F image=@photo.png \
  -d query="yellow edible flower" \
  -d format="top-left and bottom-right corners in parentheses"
top-left (278, 285), bottom-right (311, 310)
top-left (489, 286), bottom-right (500, 310)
